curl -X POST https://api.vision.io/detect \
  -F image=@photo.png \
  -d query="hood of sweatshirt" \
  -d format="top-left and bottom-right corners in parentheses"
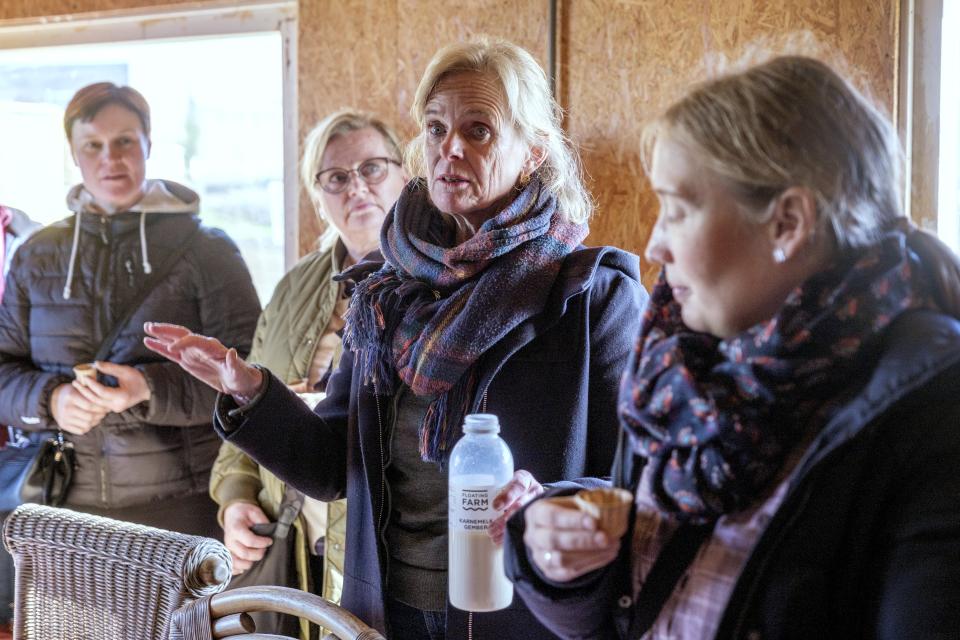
top-left (66, 179), bottom-right (199, 216)
top-left (62, 179), bottom-right (200, 299)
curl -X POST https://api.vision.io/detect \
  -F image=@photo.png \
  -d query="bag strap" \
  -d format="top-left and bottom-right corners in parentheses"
top-left (611, 425), bottom-right (644, 491)
top-left (613, 426), bottom-right (716, 638)
top-left (93, 220), bottom-right (201, 362)
top-left (274, 484), bottom-right (305, 539)
top-left (628, 521), bottom-right (715, 638)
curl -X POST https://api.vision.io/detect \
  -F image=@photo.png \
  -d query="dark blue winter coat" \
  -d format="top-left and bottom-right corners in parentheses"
top-left (505, 309), bottom-right (960, 640)
top-left (215, 246), bottom-right (647, 639)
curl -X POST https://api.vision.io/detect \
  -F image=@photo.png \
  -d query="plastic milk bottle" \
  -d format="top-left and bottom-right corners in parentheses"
top-left (448, 413), bottom-right (514, 611)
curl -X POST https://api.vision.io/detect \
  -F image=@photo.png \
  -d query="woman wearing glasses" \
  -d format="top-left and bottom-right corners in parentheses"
top-left (145, 37), bottom-right (646, 639)
top-left (210, 109), bottom-right (407, 638)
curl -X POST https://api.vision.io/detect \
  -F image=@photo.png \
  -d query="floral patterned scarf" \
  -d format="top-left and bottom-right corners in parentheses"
top-left (344, 177), bottom-right (587, 462)
top-left (618, 227), bottom-right (936, 522)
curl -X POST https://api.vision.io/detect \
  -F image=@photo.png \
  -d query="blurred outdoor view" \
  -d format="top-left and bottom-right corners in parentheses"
top-left (940, 0), bottom-right (960, 255)
top-left (0, 33), bottom-right (285, 302)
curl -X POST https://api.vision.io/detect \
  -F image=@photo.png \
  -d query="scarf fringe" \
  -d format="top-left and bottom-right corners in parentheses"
top-left (419, 370), bottom-right (477, 463)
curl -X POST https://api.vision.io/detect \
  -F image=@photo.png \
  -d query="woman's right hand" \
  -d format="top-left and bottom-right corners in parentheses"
top-left (50, 383), bottom-right (107, 435)
top-left (142, 322), bottom-right (263, 399)
top-left (523, 496), bottom-right (621, 582)
top-left (222, 502), bottom-right (274, 574)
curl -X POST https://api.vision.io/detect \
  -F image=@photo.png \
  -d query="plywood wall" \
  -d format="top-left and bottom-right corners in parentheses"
top-left (1, 0), bottom-right (899, 286)
top-left (301, 0), bottom-right (899, 281)
top-left (296, 0), bottom-right (549, 252)
top-left (558, 0), bottom-right (899, 284)
top-left (0, 0), bottom-right (199, 20)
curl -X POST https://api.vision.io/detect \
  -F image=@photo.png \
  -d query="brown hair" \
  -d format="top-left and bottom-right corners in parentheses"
top-left (642, 54), bottom-right (960, 317)
top-left (64, 82), bottom-right (151, 140)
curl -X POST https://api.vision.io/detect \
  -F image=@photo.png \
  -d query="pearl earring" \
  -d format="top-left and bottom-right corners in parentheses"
top-left (772, 247), bottom-right (787, 264)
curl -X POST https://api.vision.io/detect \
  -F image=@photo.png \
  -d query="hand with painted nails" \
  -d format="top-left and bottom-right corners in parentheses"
top-left (523, 495), bottom-right (621, 582)
top-left (488, 469), bottom-right (544, 546)
top-left (142, 322), bottom-right (263, 400)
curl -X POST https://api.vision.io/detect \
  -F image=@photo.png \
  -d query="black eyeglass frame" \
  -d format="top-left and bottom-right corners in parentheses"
top-left (314, 157), bottom-right (401, 194)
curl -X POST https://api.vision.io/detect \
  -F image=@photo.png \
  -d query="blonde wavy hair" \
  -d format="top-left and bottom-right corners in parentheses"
top-left (406, 36), bottom-right (593, 224)
top-left (300, 109), bottom-right (404, 248)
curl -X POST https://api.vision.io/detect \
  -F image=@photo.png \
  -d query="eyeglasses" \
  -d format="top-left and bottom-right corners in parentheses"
top-left (315, 157), bottom-right (401, 194)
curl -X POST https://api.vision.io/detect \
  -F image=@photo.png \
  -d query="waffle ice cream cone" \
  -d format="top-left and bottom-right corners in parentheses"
top-left (73, 363), bottom-right (97, 384)
top-left (573, 487), bottom-right (633, 538)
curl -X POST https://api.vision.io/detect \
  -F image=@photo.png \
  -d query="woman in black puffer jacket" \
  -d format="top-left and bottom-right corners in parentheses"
top-left (0, 83), bottom-right (261, 537)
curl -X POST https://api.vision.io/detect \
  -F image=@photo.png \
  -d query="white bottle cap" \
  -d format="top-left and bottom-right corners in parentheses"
top-left (463, 413), bottom-right (500, 434)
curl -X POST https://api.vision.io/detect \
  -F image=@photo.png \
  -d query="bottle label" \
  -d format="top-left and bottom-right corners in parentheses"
top-left (449, 474), bottom-right (498, 532)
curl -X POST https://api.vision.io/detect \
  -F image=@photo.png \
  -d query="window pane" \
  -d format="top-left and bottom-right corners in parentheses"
top-left (940, 1), bottom-right (960, 253)
top-left (0, 33), bottom-right (284, 302)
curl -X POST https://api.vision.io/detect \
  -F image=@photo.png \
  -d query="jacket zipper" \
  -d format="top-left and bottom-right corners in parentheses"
top-left (467, 386), bottom-right (489, 640)
top-left (376, 394), bottom-right (386, 536)
top-left (98, 217), bottom-right (110, 506)
top-left (124, 258), bottom-right (135, 289)
top-left (97, 427), bottom-right (108, 504)
top-left (375, 393), bottom-right (399, 596)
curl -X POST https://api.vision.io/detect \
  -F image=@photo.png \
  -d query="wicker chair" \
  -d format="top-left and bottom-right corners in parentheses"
top-left (2, 503), bottom-right (231, 640)
top-left (171, 585), bottom-right (385, 640)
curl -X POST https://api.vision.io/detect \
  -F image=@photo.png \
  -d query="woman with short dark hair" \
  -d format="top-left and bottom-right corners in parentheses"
top-left (0, 82), bottom-right (261, 537)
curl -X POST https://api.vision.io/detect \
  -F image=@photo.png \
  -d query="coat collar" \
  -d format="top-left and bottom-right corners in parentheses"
top-left (793, 309), bottom-right (960, 478)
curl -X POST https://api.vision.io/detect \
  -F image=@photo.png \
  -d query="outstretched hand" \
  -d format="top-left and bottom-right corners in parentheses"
top-left (142, 322), bottom-right (262, 399)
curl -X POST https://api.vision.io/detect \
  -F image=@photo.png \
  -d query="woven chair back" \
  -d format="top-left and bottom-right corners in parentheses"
top-left (2, 504), bottom-right (231, 640)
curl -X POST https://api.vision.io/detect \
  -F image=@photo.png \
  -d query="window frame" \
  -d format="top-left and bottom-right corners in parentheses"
top-left (0, 0), bottom-right (300, 271)
top-left (897, 0), bottom-right (943, 232)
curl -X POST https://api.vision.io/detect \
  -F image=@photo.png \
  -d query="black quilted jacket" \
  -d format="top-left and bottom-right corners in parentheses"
top-left (0, 185), bottom-right (260, 510)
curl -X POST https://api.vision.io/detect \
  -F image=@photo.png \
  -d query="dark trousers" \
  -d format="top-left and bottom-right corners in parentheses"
top-left (385, 596), bottom-right (446, 640)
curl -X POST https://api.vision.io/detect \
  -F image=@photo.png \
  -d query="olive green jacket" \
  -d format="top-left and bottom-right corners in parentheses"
top-left (210, 242), bottom-right (348, 640)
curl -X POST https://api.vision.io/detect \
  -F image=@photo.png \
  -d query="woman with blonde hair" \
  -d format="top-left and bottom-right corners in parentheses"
top-left (145, 36), bottom-right (646, 639)
top-left (209, 108), bottom-right (407, 638)
top-left (507, 55), bottom-right (960, 639)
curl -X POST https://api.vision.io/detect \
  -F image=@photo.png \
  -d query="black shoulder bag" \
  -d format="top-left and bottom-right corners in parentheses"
top-left (224, 484), bottom-right (305, 636)
top-left (0, 221), bottom-right (201, 511)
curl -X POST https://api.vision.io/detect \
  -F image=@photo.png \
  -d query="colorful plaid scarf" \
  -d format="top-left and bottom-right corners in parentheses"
top-left (618, 227), bottom-right (936, 522)
top-left (344, 177), bottom-right (587, 462)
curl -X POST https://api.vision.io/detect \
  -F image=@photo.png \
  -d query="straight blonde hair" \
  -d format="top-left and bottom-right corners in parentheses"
top-left (641, 55), bottom-right (900, 251)
top-left (642, 54), bottom-right (960, 316)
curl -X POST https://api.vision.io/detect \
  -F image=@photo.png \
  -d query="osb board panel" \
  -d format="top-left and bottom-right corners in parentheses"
top-left (0, 0), bottom-right (199, 20)
top-left (1, 0), bottom-right (899, 274)
top-left (297, 0), bottom-right (548, 256)
top-left (561, 0), bottom-right (898, 287)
